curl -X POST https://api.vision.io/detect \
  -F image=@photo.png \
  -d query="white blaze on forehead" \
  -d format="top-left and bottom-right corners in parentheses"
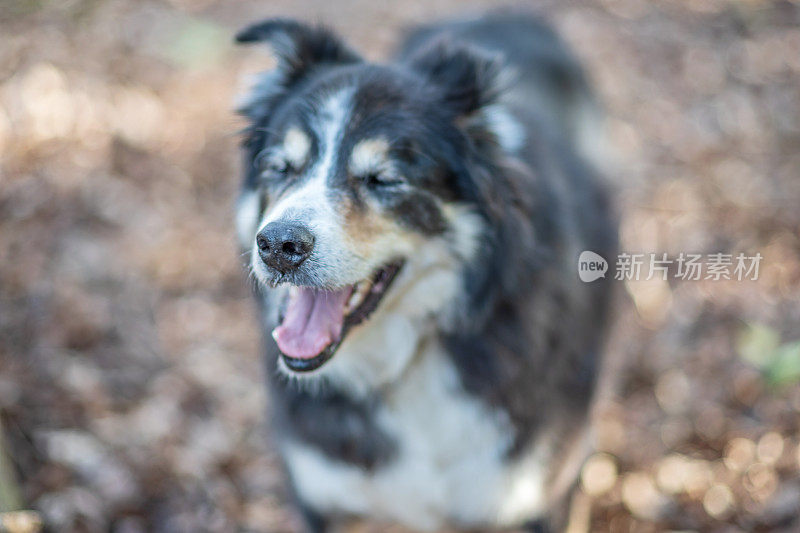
top-left (259, 89), bottom-right (353, 228)
top-left (313, 89), bottom-right (352, 184)
top-left (350, 138), bottom-right (390, 176)
top-left (283, 127), bottom-right (311, 168)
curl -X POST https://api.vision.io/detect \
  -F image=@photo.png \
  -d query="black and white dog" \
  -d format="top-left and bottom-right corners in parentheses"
top-left (234, 12), bottom-right (616, 532)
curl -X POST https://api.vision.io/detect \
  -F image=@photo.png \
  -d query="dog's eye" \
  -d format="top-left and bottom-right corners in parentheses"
top-left (364, 172), bottom-right (403, 189)
top-left (259, 157), bottom-right (293, 180)
top-left (268, 159), bottom-right (289, 174)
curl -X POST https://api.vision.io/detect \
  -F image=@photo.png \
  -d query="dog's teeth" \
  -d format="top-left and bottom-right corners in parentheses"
top-left (357, 280), bottom-right (373, 299)
top-left (271, 328), bottom-right (279, 341)
top-left (345, 281), bottom-right (372, 314)
top-left (345, 288), bottom-right (361, 314)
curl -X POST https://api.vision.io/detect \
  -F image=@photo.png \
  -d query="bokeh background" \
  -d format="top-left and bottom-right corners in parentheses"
top-left (1, 0), bottom-right (799, 531)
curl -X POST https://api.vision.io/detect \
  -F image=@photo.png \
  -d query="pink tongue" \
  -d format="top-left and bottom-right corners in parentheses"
top-left (273, 287), bottom-right (351, 359)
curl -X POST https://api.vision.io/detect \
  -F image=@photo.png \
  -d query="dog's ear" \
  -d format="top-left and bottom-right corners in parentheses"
top-left (235, 19), bottom-right (361, 119)
top-left (236, 18), bottom-right (360, 84)
top-left (406, 40), bottom-right (505, 117)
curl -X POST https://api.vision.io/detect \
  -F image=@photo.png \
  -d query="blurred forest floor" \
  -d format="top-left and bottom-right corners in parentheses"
top-left (1, 0), bottom-right (800, 531)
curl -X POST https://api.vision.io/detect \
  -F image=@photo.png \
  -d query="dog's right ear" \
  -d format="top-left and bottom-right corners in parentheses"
top-left (406, 40), bottom-right (504, 118)
top-left (235, 19), bottom-right (360, 119)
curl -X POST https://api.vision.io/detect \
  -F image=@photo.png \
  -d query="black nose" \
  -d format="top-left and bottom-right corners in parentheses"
top-left (256, 221), bottom-right (315, 273)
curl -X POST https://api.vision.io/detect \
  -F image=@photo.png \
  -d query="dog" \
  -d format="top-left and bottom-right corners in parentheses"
top-left (234, 11), bottom-right (617, 532)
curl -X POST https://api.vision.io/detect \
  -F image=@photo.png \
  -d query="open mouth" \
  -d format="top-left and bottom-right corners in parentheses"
top-left (271, 262), bottom-right (403, 373)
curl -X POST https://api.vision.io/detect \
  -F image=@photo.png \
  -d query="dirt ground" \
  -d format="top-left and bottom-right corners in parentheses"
top-left (1, 0), bottom-right (799, 531)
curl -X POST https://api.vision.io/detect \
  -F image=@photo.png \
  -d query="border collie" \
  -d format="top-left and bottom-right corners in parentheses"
top-left (234, 12), bottom-right (617, 532)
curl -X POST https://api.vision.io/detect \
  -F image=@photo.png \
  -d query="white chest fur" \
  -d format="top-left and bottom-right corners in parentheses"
top-left (281, 338), bottom-right (550, 531)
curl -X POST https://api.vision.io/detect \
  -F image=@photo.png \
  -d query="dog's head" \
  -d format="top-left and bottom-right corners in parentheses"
top-left (235, 19), bottom-right (523, 380)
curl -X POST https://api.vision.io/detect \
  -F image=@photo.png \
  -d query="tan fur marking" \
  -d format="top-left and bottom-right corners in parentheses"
top-left (350, 138), bottom-right (390, 176)
top-left (284, 127), bottom-right (311, 168)
top-left (340, 195), bottom-right (394, 249)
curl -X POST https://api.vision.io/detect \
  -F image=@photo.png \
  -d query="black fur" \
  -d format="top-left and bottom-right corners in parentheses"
top-left (236, 18), bottom-right (361, 94)
top-left (270, 371), bottom-right (398, 471)
top-left (396, 12), bottom-right (599, 144)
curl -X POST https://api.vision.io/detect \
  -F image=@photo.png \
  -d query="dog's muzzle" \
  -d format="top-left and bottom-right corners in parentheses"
top-left (254, 220), bottom-right (404, 373)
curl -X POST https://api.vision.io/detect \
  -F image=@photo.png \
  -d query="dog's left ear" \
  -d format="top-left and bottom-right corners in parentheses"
top-left (236, 19), bottom-right (360, 81)
top-left (406, 41), bottom-right (504, 117)
top-left (235, 19), bottom-right (361, 118)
